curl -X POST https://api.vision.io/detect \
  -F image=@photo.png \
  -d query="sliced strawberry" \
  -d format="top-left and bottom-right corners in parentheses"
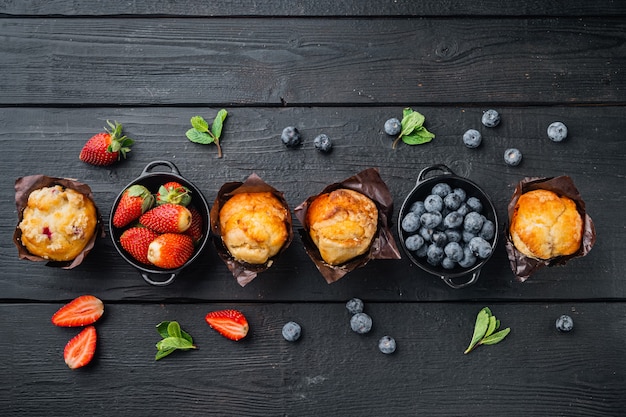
top-left (205, 309), bottom-right (249, 341)
top-left (51, 295), bottom-right (104, 327)
top-left (64, 326), bottom-right (97, 369)
top-left (140, 203), bottom-right (192, 233)
top-left (112, 184), bottom-right (155, 228)
top-left (119, 227), bottom-right (160, 264)
top-left (147, 233), bottom-right (194, 269)
top-left (184, 206), bottom-right (204, 244)
top-left (79, 120), bottom-right (134, 166)
top-left (156, 181), bottom-right (192, 206)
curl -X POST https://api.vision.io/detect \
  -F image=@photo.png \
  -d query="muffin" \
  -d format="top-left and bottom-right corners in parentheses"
top-left (305, 188), bottom-right (379, 265)
top-left (18, 185), bottom-right (98, 262)
top-left (509, 189), bottom-right (583, 260)
top-left (219, 191), bottom-right (289, 265)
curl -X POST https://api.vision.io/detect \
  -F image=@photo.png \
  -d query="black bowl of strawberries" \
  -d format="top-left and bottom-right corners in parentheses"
top-left (109, 160), bottom-right (211, 286)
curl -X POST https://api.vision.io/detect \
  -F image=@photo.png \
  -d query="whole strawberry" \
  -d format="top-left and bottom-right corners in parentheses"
top-left (156, 181), bottom-right (192, 206)
top-left (119, 227), bottom-right (160, 264)
top-left (79, 120), bottom-right (134, 166)
top-left (184, 206), bottom-right (204, 244)
top-left (147, 233), bottom-right (194, 269)
top-left (112, 185), bottom-right (155, 228)
top-left (140, 203), bottom-right (192, 234)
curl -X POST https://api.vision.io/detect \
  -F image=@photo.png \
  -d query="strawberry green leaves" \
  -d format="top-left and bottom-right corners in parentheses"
top-left (464, 307), bottom-right (510, 354)
top-left (155, 321), bottom-right (197, 361)
top-left (392, 108), bottom-right (435, 149)
top-left (186, 109), bottom-right (228, 158)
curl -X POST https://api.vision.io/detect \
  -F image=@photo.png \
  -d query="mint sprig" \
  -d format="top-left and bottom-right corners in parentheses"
top-left (392, 108), bottom-right (435, 149)
top-left (155, 321), bottom-right (197, 361)
top-left (464, 307), bottom-right (510, 354)
top-left (185, 109), bottom-right (228, 158)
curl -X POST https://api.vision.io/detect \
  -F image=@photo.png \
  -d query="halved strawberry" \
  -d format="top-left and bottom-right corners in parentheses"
top-left (79, 120), bottom-right (134, 166)
top-left (119, 227), bottom-right (160, 264)
top-left (64, 326), bottom-right (97, 369)
top-left (205, 309), bottom-right (249, 341)
top-left (140, 203), bottom-right (192, 234)
top-left (156, 181), bottom-right (192, 206)
top-left (184, 206), bottom-right (204, 244)
top-left (147, 233), bottom-right (194, 269)
top-left (112, 184), bottom-right (155, 228)
top-left (51, 295), bottom-right (104, 327)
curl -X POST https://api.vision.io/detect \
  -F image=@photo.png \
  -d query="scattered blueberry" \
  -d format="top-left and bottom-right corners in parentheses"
top-left (547, 122), bottom-right (568, 142)
top-left (281, 126), bottom-right (302, 148)
top-left (432, 183), bottom-right (452, 197)
top-left (350, 313), bottom-right (373, 334)
top-left (556, 314), bottom-right (574, 332)
top-left (463, 129), bottom-right (482, 148)
top-left (384, 118), bottom-right (402, 136)
top-left (504, 148), bottom-right (522, 166)
top-left (481, 109), bottom-right (501, 128)
top-left (405, 234), bottom-right (425, 252)
top-left (282, 321), bottom-right (302, 342)
top-left (424, 194), bottom-right (444, 213)
top-left (313, 134), bottom-right (333, 153)
top-left (346, 298), bottom-right (364, 315)
top-left (378, 336), bottom-right (397, 354)
top-left (401, 212), bottom-right (421, 233)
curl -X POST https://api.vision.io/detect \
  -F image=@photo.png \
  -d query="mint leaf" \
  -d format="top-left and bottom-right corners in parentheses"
top-left (155, 321), bottom-right (196, 361)
top-left (167, 321), bottom-right (182, 339)
top-left (392, 108), bottom-right (434, 149)
top-left (480, 328), bottom-right (510, 345)
top-left (185, 109), bottom-right (228, 158)
top-left (186, 128), bottom-right (214, 145)
top-left (211, 109), bottom-right (228, 140)
top-left (190, 116), bottom-right (209, 133)
top-left (156, 336), bottom-right (195, 351)
top-left (401, 126), bottom-right (435, 145)
top-left (155, 347), bottom-right (176, 361)
top-left (464, 307), bottom-right (510, 354)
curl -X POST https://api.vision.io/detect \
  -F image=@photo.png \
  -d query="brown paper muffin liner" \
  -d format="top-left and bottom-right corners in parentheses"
top-left (505, 175), bottom-right (596, 282)
top-left (210, 173), bottom-right (294, 287)
top-left (294, 167), bottom-right (401, 284)
top-left (14, 175), bottom-right (105, 269)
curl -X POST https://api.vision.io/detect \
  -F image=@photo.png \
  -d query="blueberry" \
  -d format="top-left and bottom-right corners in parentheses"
top-left (426, 244), bottom-right (445, 266)
top-left (547, 122), bottom-right (568, 142)
top-left (432, 231), bottom-right (448, 247)
top-left (441, 257), bottom-right (456, 269)
top-left (424, 194), bottom-right (443, 213)
top-left (481, 109), bottom-right (501, 128)
top-left (456, 203), bottom-right (470, 217)
top-left (282, 321), bottom-right (302, 342)
top-left (444, 241), bottom-right (464, 262)
top-left (462, 230), bottom-right (476, 243)
top-left (463, 129), bottom-right (482, 148)
top-left (378, 336), bottom-right (397, 354)
top-left (281, 126), bottom-right (302, 148)
top-left (479, 219), bottom-right (495, 241)
top-left (346, 298), bottom-right (364, 315)
top-left (458, 245), bottom-right (477, 268)
top-left (384, 118), bottom-right (402, 136)
top-left (410, 201), bottom-right (426, 218)
top-left (444, 192), bottom-right (463, 210)
top-left (469, 236), bottom-right (492, 259)
top-left (419, 226), bottom-right (434, 242)
top-left (414, 243), bottom-right (429, 258)
top-left (432, 182), bottom-right (452, 197)
top-left (453, 188), bottom-right (467, 201)
top-left (420, 212), bottom-right (442, 229)
top-left (313, 134), bottom-right (333, 153)
top-left (466, 197), bottom-right (483, 213)
top-left (555, 314), bottom-right (574, 332)
top-left (443, 211), bottom-right (464, 229)
top-left (445, 228), bottom-right (462, 243)
top-left (464, 211), bottom-right (484, 234)
top-left (350, 313), bottom-right (373, 334)
top-left (504, 148), bottom-right (522, 166)
top-left (405, 234), bottom-right (425, 252)
top-left (401, 212), bottom-right (421, 233)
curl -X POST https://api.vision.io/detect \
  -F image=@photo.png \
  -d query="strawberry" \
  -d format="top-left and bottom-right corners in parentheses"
top-left (156, 181), bottom-right (192, 206)
top-left (147, 233), bottom-right (194, 269)
top-left (119, 227), bottom-right (160, 264)
top-left (140, 203), bottom-right (192, 234)
top-left (205, 309), bottom-right (249, 341)
top-left (184, 206), bottom-right (204, 244)
top-left (79, 120), bottom-right (134, 166)
top-left (64, 326), bottom-right (97, 369)
top-left (51, 295), bottom-right (104, 327)
top-left (112, 184), bottom-right (155, 228)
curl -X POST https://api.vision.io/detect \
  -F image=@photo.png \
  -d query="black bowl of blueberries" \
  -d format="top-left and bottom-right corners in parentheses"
top-left (397, 164), bottom-right (498, 289)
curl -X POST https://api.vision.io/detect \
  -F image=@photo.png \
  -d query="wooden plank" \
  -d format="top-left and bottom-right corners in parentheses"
top-left (1, 0), bottom-right (625, 17)
top-left (1, 106), bottom-right (623, 302)
top-left (0, 17), bottom-right (625, 105)
top-left (1, 302), bottom-right (624, 416)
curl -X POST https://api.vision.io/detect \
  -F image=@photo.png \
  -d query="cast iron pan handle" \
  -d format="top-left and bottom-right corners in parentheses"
top-left (141, 272), bottom-right (178, 287)
top-left (416, 164), bottom-right (455, 185)
top-left (140, 160), bottom-right (181, 177)
top-left (441, 270), bottom-right (481, 289)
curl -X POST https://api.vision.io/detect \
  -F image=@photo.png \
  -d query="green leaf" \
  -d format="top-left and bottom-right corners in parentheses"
top-left (401, 127), bottom-right (435, 145)
top-left (480, 328), bottom-right (511, 345)
top-left (485, 315), bottom-right (497, 338)
top-left (156, 321), bottom-right (172, 339)
top-left (167, 321), bottom-right (182, 339)
top-left (186, 128), bottom-right (215, 145)
top-left (399, 109), bottom-right (425, 137)
top-left (155, 347), bottom-right (176, 361)
top-left (464, 307), bottom-right (492, 354)
top-left (190, 116), bottom-right (209, 133)
top-left (211, 109), bottom-right (228, 140)
top-left (156, 336), bottom-right (196, 351)
top-left (180, 329), bottom-right (194, 344)
top-left (155, 321), bottom-right (196, 361)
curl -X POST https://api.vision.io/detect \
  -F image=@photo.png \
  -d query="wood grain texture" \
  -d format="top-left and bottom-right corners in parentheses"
top-left (0, 17), bottom-right (624, 106)
top-left (1, 302), bottom-right (624, 416)
top-left (1, 106), bottom-right (623, 302)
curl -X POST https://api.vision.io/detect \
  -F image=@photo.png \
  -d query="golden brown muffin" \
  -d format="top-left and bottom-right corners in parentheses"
top-left (306, 188), bottom-right (378, 265)
top-left (510, 189), bottom-right (583, 260)
top-left (18, 185), bottom-right (98, 262)
top-left (219, 192), bottom-right (289, 264)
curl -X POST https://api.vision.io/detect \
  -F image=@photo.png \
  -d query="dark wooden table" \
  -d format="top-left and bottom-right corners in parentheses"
top-left (2, 2), bottom-right (625, 416)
